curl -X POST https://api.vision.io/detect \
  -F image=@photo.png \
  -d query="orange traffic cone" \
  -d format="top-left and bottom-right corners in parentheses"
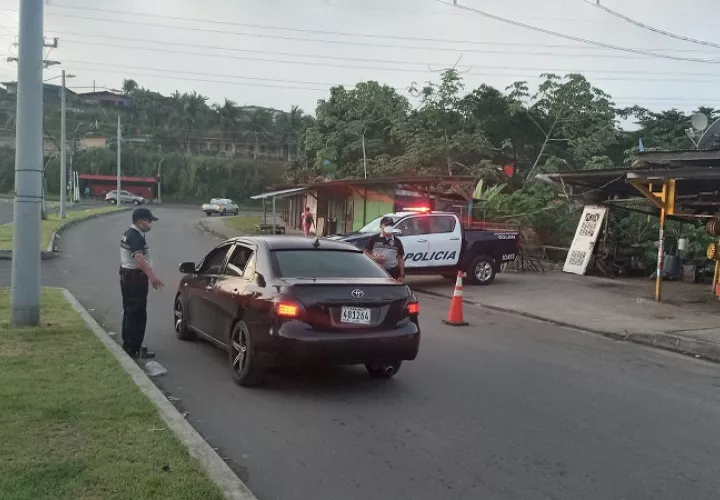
top-left (443, 270), bottom-right (468, 326)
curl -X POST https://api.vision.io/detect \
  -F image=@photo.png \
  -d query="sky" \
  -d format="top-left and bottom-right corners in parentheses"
top-left (1, 0), bottom-right (720, 122)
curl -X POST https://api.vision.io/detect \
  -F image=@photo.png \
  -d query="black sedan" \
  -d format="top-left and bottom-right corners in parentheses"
top-left (174, 236), bottom-right (421, 386)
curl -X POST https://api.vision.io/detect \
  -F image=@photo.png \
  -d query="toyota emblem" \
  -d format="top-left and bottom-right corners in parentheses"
top-left (351, 289), bottom-right (365, 299)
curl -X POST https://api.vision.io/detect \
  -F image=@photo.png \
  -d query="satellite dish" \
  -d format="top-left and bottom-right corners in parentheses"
top-left (697, 118), bottom-right (720, 149)
top-left (691, 112), bottom-right (709, 131)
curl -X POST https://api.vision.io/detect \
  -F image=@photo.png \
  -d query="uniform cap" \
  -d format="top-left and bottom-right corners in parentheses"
top-left (132, 207), bottom-right (159, 222)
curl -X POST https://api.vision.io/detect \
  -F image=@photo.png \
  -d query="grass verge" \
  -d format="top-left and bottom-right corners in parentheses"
top-left (0, 206), bottom-right (125, 250)
top-left (0, 288), bottom-right (224, 500)
top-left (223, 215), bottom-right (263, 234)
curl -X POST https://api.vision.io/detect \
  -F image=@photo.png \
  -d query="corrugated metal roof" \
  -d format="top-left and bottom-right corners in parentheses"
top-left (250, 187), bottom-right (308, 200)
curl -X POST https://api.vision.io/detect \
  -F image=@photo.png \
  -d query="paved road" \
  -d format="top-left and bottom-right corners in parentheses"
top-left (2, 207), bottom-right (720, 500)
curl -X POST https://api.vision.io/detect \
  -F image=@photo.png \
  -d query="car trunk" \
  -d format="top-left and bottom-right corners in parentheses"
top-left (282, 278), bottom-right (411, 331)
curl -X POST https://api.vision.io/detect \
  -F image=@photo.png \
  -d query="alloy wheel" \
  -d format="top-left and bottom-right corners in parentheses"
top-left (475, 261), bottom-right (493, 282)
top-left (231, 329), bottom-right (248, 373)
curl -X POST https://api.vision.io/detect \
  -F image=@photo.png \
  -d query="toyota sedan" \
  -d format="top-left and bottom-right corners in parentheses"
top-left (174, 236), bottom-right (420, 386)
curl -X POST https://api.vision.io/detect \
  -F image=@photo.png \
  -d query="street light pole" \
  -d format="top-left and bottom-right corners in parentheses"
top-left (116, 116), bottom-right (121, 207)
top-left (11, 0), bottom-right (44, 326)
top-left (59, 70), bottom-right (67, 218)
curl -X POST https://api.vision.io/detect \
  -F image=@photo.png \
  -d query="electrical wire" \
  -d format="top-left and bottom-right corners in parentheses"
top-left (437, 0), bottom-right (720, 64)
top-left (586, 0), bottom-right (720, 50)
top-left (33, 2), bottom-right (720, 54)
top-left (2, 4), bottom-right (720, 63)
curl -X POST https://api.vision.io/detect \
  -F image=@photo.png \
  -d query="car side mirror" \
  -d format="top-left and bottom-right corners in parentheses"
top-left (255, 272), bottom-right (266, 287)
top-left (391, 228), bottom-right (403, 235)
top-left (179, 262), bottom-right (196, 274)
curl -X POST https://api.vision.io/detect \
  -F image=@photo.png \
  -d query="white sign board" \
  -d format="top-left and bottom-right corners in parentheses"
top-left (563, 205), bottom-right (608, 275)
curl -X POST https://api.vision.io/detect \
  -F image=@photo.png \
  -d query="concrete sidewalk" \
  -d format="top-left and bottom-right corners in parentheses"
top-left (409, 272), bottom-right (720, 363)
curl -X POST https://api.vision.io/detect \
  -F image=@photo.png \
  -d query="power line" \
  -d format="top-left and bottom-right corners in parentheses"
top-left (52, 63), bottom-right (720, 105)
top-left (32, 2), bottom-right (720, 54)
top-left (586, 0), bottom-right (720, 50)
top-left (438, 0), bottom-right (720, 64)
top-left (2, 4), bottom-right (720, 64)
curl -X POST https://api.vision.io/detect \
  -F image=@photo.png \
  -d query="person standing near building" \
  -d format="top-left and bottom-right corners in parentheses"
top-left (364, 216), bottom-right (405, 282)
top-left (302, 206), bottom-right (315, 237)
top-left (120, 207), bottom-right (164, 359)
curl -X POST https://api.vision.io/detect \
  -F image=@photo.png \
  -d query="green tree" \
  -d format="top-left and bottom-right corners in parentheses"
top-left (240, 107), bottom-right (274, 160)
top-left (398, 69), bottom-right (490, 176)
top-left (507, 73), bottom-right (618, 182)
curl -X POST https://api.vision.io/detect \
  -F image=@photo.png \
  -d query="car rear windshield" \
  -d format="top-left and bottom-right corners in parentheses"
top-left (272, 250), bottom-right (389, 278)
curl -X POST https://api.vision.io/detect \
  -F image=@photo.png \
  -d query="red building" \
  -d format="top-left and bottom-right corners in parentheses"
top-left (79, 174), bottom-right (157, 201)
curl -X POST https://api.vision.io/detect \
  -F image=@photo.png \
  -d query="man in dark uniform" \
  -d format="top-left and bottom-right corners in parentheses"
top-left (364, 216), bottom-right (406, 282)
top-left (120, 207), bottom-right (164, 359)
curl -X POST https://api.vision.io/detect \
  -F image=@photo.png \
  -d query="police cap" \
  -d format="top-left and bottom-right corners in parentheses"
top-left (132, 207), bottom-right (159, 222)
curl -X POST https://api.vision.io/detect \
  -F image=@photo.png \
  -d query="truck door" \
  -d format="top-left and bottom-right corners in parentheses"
top-left (395, 216), bottom-right (430, 268)
top-left (426, 215), bottom-right (462, 267)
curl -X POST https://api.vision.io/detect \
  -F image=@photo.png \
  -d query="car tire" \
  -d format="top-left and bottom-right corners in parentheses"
top-left (174, 295), bottom-right (195, 341)
top-left (205, 211), bottom-right (212, 216)
top-left (234, 210), bottom-right (239, 216)
top-left (366, 361), bottom-right (402, 379)
top-left (222, 209), bottom-right (227, 216)
top-left (133, 200), bottom-right (140, 206)
top-left (229, 321), bottom-right (263, 387)
top-left (466, 254), bottom-right (496, 286)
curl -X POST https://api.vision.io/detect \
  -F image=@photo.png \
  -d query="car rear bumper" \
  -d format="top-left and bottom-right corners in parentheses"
top-left (257, 319), bottom-right (420, 366)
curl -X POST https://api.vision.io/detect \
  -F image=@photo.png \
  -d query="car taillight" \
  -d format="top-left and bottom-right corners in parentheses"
top-left (405, 301), bottom-right (420, 316)
top-left (274, 300), bottom-right (304, 319)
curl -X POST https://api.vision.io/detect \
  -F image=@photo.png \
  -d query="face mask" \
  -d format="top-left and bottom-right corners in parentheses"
top-left (140, 222), bottom-right (152, 233)
top-left (381, 226), bottom-right (392, 234)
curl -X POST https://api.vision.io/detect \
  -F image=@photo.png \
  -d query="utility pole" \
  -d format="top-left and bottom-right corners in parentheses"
top-left (116, 116), bottom-right (121, 206)
top-left (361, 132), bottom-right (367, 180)
top-left (11, 0), bottom-right (44, 326)
top-left (59, 70), bottom-right (67, 218)
top-left (157, 156), bottom-right (166, 204)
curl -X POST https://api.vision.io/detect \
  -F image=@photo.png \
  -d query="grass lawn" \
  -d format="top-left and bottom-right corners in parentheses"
top-left (0, 206), bottom-right (125, 250)
top-left (0, 289), bottom-right (224, 500)
top-left (223, 215), bottom-right (263, 234)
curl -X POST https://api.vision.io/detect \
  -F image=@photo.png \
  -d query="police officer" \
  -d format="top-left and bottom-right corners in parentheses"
top-left (364, 216), bottom-right (405, 282)
top-left (120, 207), bottom-right (164, 359)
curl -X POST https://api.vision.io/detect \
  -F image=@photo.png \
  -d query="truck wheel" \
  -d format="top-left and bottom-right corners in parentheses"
top-left (466, 255), bottom-right (496, 286)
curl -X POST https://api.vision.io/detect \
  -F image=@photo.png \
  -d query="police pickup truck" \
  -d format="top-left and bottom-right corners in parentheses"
top-left (329, 210), bottom-right (519, 285)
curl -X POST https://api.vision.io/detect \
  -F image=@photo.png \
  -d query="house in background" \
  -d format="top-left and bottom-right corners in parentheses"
top-left (1, 81), bottom-right (76, 103)
top-left (78, 90), bottom-right (131, 107)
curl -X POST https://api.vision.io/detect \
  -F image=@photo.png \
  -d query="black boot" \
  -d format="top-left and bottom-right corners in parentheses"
top-left (139, 346), bottom-right (156, 359)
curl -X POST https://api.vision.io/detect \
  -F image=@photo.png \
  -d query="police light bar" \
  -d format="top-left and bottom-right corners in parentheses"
top-left (403, 206), bottom-right (431, 213)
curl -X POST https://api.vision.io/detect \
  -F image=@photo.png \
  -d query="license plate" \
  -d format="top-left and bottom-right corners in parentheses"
top-left (340, 307), bottom-right (371, 325)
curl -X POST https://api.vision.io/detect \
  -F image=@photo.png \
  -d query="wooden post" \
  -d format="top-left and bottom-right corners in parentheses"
top-left (655, 183), bottom-right (667, 302)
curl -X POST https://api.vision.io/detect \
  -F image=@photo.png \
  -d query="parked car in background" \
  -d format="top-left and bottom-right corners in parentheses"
top-left (174, 236), bottom-right (421, 386)
top-left (202, 198), bottom-right (239, 216)
top-left (105, 190), bottom-right (145, 205)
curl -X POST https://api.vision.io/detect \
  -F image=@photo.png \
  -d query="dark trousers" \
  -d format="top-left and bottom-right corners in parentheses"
top-left (386, 267), bottom-right (401, 279)
top-left (120, 269), bottom-right (149, 354)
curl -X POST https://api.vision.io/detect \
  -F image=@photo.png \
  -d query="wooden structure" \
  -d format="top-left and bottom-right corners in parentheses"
top-left (252, 176), bottom-right (478, 236)
top-left (544, 149), bottom-right (720, 301)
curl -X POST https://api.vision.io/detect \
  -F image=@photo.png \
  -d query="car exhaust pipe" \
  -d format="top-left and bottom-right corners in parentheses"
top-left (384, 365), bottom-right (395, 375)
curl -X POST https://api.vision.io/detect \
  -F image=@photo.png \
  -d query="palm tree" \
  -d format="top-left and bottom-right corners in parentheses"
top-left (171, 91), bottom-right (209, 151)
top-left (239, 107), bottom-right (274, 160)
top-left (213, 99), bottom-right (240, 140)
top-left (122, 79), bottom-right (138, 96)
top-left (276, 105), bottom-right (304, 161)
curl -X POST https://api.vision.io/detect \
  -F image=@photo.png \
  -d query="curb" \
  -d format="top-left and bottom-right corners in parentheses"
top-left (61, 288), bottom-right (257, 500)
top-left (415, 287), bottom-right (720, 364)
top-left (0, 207), bottom-right (131, 260)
